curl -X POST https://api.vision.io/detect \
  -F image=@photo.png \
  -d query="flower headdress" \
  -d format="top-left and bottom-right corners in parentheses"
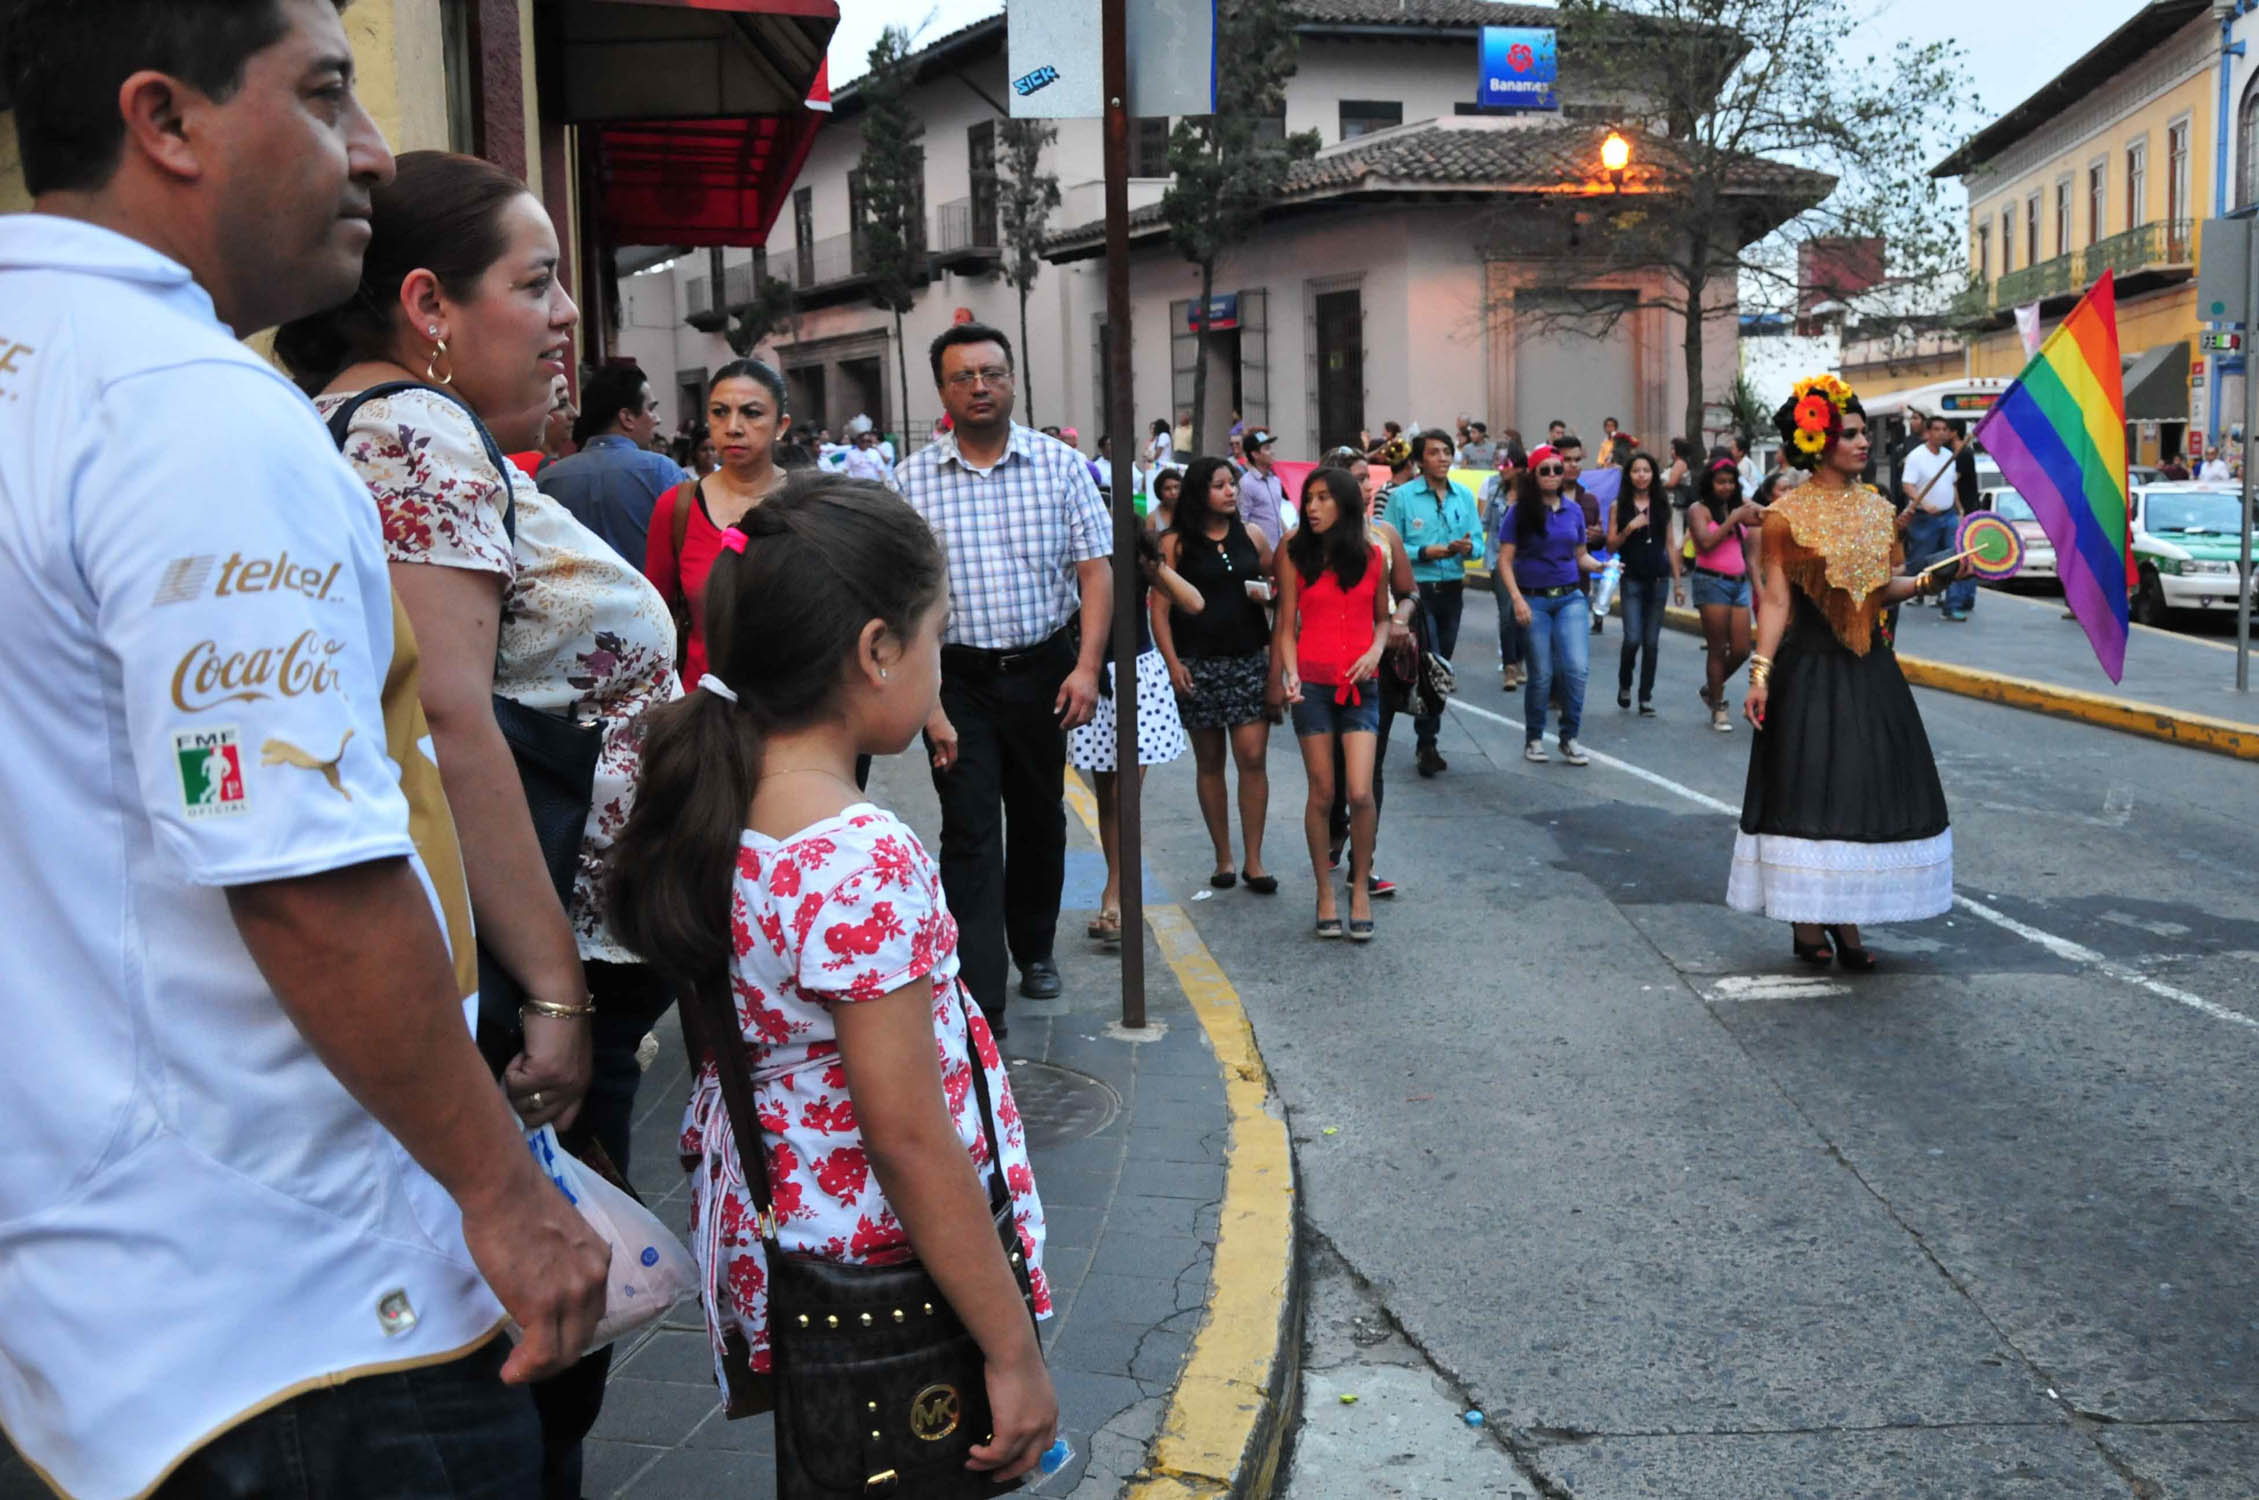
top-left (1771, 373), bottom-right (1861, 471)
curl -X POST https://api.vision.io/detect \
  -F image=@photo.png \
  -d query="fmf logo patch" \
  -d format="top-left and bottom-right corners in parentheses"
top-left (174, 727), bottom-right (248, 817)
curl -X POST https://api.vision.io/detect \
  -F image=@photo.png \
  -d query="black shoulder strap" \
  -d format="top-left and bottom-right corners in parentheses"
top-left (687, 962), bottom-right (1012, 1246)
top-left (323, 378), bottom-right (518, 546)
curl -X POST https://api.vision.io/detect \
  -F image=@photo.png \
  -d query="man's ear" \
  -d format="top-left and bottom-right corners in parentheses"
top-left (116, 71), bottom-right (205, 184)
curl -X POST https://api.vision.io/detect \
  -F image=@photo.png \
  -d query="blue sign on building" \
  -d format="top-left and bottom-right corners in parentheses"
top-left (1477, 26), bottom-right (1557, 111)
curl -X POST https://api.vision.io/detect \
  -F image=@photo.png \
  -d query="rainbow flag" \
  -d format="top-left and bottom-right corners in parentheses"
top-left (1971, 272), bottom-right (2133, 681)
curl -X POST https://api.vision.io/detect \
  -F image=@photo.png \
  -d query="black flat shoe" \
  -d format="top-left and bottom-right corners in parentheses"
top-left (1347, 918), bottom-right (1375, 943)
top-left (1018, 959), bottom-right (1062, 999)
top-left (1618, 690), bottom-right (1633, 710)
top-left (1794, 933), bottom-right (1834, 967)
top-left (1209, 870), bottom-right (1238, 889)
top-left (1243, 873), bottom-right (1279, 895)
top-left (1827, 926), bottom-right (1878, 972)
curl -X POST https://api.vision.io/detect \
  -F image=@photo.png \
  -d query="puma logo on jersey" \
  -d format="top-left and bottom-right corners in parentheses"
top-left (259, 729), bottom-right (354, 799)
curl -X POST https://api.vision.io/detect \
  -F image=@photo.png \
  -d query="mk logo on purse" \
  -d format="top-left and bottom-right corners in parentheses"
top-left (910, 1383), bottom-right (962, 1441)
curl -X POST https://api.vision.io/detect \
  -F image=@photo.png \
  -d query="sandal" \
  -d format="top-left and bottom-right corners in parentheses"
top-left (1086, 909), bottom-right (1122, 946)
top-left (1793, 928), bottom-right (1834, 967)
top-left (1315, 916), bottom-right (1345, 939)
top-left (1827, 926), bottom-right (1878, 972)
top-left (1347, 917), bottom-right (1375, 943)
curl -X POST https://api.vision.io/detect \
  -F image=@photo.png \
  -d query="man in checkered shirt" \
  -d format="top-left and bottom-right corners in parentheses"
top-left (897, 324), bottom-right (1114, 1034)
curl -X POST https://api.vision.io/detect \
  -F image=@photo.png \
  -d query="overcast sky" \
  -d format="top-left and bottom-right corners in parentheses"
top-left (827, 0), bottom-right (2149, 155)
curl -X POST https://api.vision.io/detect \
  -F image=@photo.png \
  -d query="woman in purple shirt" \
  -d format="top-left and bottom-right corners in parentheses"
top-left (1497, 444), bottom-right (1601, 765)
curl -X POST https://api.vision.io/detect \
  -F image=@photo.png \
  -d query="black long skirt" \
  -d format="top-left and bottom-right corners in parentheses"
top-left (1726, 593), bottom-right (1953, 923)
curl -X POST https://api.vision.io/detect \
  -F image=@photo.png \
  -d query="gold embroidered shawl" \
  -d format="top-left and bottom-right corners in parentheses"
top-left (1761, 480), bottom-right (1902, 655)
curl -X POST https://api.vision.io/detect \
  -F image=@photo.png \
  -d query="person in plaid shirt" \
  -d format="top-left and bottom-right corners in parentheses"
top-left (896, 325), bottom-right (1113, 1034)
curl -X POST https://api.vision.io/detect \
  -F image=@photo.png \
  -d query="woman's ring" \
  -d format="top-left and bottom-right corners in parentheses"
top-left (527, 1091), bottom-right (544, 1109)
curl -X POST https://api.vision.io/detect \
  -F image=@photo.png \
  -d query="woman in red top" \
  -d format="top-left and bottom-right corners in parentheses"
top-left (646, 359), bottom-right (791, 686)
top-left (1276, 467), bottom-right (1390, 941)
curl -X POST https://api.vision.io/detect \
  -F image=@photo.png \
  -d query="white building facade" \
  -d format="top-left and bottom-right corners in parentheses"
top-left (615, 0), bottom-right (1821, 459)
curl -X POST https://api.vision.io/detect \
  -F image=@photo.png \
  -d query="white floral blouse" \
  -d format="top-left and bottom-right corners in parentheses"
top-left (319, 388), bottom-right (680, 962)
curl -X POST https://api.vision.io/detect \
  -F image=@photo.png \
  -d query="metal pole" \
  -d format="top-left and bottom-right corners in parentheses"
top-left (2241, 218), bottom-right (2256, 691)
top-left (1102, 0), bottom-right (1146, 1026)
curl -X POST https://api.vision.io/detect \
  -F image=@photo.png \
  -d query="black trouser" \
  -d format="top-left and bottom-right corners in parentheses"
top-left (532, 959), bottom-right (675, 1500)
top-left (1328, 695), bottom-right (1396, 856)
top-left (928, 634), bottom-right (1074, 1022)
top-left (1412, 581), bottom-right (1464, 752)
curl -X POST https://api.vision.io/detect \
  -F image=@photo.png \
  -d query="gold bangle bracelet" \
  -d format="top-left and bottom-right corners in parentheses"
top-left (521, 996), bottom-right (596, 1021)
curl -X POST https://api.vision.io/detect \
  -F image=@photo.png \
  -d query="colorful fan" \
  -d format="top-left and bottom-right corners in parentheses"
top-left (1948, 510), bottom-right (2026, 580)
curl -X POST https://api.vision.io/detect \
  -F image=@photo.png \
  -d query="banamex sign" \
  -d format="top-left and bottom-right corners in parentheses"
top-left (1478, 26), bottom-right (1558, 111)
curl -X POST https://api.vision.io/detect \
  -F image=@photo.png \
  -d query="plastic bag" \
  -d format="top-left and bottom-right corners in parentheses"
top-left (525, 1125), bottom-right (698, 1353)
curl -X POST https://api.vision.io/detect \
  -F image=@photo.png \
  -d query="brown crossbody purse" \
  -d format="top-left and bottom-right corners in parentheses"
top-left (681, 971), bottom-right (1038, 1498)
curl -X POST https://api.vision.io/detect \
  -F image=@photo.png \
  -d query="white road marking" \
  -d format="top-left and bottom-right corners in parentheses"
top-left (1447, 700), bottom-right (2254, 1033)
top-left (1709, 975), bottom-right (1851, 1002)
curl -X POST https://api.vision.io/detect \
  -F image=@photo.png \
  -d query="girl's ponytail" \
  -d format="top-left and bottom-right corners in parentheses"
top-left (605, 478), bottom-right (944, 990)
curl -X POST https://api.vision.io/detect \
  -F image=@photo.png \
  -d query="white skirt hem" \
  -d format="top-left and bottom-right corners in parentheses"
top-left (1726, 828), bottom-right (1953, 924)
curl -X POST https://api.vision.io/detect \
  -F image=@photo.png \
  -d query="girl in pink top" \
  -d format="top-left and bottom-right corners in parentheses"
top-left (1686, 460), bottom-right (1767, 732)
top-left (609, 477), bottom-right (1058, 1486)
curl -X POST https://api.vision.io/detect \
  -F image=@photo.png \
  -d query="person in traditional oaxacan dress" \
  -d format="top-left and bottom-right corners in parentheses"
top-left (1728, 374), bottom-right (1968, 970)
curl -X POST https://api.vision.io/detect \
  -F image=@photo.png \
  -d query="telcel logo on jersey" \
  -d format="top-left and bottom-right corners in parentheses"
top-left (171, 631), bottom-right (346, 712)
top-left (153, 551), bottom-right (345, 607)
top-left (174, 727), bottom-right (249, 818)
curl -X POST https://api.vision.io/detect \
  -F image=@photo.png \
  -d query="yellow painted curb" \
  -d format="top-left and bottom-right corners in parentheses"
top-left (1064, 774), bottom-right (1302, 1500)
top-left (1657, 605), bottom-right (2259, 760)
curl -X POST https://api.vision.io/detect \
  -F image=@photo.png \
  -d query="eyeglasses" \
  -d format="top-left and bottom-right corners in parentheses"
top-left (1536, 464), bottom-right (1564, 476)
top-left (944, 366), bottom-right (1015, 389)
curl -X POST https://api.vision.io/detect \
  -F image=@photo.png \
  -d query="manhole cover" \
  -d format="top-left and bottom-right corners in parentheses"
top-left (1005, 1060), bottom-right (1121, 1149)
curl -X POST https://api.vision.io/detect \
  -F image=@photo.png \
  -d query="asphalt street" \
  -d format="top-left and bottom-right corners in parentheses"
top-left (1124, 582), bottom-right (2259, 1497)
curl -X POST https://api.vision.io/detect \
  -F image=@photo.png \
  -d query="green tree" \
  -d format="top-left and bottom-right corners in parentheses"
top-left (1160, 0), bottom-right (1320, 457)
top-left (1537, 0), bottom-right (1973, 447)
top-left (855, 25), bottom-right (930, 448)
top-left (724, 273), bottom-right (799, 359)
top-left (987, 117), bottom-right (1061, 426)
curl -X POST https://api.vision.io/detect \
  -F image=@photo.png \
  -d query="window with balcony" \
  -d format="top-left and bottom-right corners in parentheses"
top-left (2241, 83), bottom-right (2259, 207)
top-left (2025, 194), bottom-right (2039, 268)
top-left (2001, 208), bottom-right (2015, 272)
top-left (2167, 118), bottom-right (2189, 229)
top-left (1339, 100), bottom-right (1403, 140)
top-left (2088, 162), bottom-right (2106, 245)
top-left (1129, 116), bottom-right (1172, 178)
top-left (1976, 224), bottom-right (1990, 281)
top-left (2126, 139), bottom-right (2146, 232)
top-left (2055, 179), bottom-right (2071, 258)
top-left (793, 186), bottom-right (814, 287)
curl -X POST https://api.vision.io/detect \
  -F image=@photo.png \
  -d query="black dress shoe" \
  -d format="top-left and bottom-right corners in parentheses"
top-left (982, 1010), bottom-right (1010, 1041)
top-left (1415, 746), bottom-right (1446, 777)
top-left (1018, 959), bottom-right (1063, 1000)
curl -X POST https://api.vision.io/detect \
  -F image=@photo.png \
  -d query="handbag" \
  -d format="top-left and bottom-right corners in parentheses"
top-left (1381, 594), bottom-right (1454, 719)
top-left (682, 971), bottom-right (1039, 1498)
top-left (326, 382), bottom-right (604, 1072)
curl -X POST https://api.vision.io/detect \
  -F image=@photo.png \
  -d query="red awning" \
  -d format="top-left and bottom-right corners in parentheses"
top-left (595, 109), bottom-right (824, 247)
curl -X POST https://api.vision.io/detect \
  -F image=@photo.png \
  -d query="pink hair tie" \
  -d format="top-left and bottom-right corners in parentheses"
top-left (718, 527), bottom-right (748, 554)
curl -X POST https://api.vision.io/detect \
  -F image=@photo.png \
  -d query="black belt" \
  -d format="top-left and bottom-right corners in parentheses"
top-left (941, 627), bottom-right (1071, 677)
top-left (1418, 579), bottom-right (1465, 594)
top-left (1523, 583), bottom-right (1580, 599)
top-left (1692, 566), bottom-right (1746, 583)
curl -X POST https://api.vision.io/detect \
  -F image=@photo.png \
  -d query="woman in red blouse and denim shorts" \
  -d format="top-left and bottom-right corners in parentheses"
top-left (1275, 467), bottom-right (1392, 942)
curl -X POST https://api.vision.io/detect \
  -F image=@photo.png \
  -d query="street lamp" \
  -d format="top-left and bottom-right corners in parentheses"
top-left (1601, 130), bottom-right (1632, 190)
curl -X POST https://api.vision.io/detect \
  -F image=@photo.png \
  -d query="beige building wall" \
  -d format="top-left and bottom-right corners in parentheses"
top-left (0, 113), bottom-right (30, 215)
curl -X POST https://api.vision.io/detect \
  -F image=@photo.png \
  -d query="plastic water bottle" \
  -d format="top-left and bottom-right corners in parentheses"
top-left (1039, 1437), bottom-right (1074, 1477)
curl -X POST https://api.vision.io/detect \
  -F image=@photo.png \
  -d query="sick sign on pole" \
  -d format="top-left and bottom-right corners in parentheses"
top-left (1007, 0), bottom-right (1216, 118)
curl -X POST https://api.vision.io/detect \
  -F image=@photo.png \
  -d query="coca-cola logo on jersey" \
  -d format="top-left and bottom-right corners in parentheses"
top-left (171, 631), bottom-right (345, 712)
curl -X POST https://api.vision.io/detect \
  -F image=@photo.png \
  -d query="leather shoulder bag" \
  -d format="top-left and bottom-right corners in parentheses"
top-left (681, 968), bottom-right (1039, 1499)
top-left (326, 381), bottom-right (604, 1072)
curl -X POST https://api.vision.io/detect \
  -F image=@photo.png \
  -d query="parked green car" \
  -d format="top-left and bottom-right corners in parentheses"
top-left (2129, 485), bottom-right (2252, 625)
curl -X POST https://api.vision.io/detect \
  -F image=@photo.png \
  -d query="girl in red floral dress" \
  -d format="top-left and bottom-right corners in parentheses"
top-left (608, 477), bottom-right (1057, 1485)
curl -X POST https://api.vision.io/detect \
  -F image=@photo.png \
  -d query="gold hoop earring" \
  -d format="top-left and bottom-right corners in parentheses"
top-left (424, 337), bottom-right (454, 387)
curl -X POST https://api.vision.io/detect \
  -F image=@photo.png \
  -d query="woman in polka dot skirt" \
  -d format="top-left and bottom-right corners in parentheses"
top-left (1069, 529), bottom-right (1198, 945)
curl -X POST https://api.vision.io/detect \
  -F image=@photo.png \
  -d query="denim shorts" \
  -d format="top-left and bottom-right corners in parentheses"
top-left (1690, 569), bottom-right (1751, 609)
top-left (1291, 687), bottom-right (1381, 738)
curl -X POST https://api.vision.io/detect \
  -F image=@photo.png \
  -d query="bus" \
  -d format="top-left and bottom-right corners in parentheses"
top-left (1860, 378), bottom-right (2012, 457)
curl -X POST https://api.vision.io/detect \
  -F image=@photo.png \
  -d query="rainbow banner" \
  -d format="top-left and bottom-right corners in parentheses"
top-left (1971, 272), bottom-right (2133, 682)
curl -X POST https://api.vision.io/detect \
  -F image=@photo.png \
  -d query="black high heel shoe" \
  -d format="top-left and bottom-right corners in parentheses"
top-left (1793, 929), bottom-right (1834, 967)
top-left (1826, 926), bottom-right (1878, 972)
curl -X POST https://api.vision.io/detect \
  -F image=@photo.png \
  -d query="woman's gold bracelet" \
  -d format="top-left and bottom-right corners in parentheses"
top-left (521, 995), bottom-right (596, 1022)
top-left (1748, 652), bottom-right (1773, 671)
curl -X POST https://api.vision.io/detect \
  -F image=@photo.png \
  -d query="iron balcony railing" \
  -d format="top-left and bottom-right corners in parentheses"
top-left (1980, 218), bottom-right (2193, 312)
top-left (935, 196), bottom-right (1000, 255)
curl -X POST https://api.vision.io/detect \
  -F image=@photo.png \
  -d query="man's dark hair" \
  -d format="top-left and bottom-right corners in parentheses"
top-left (1947, 418), bottom-right (1968, 438)
top-left (1468, 421), bottom-right (1487, 437)
top-left (5, 0), bottom-right (345, 197)
top-left (1547, 419), bottom-right (1566, 434)
top-left (928, 322), bottom-right (1015, 385)
top-left (1412, 427), bottom-right (1454, 465)
top-left (1556, 432), bottom-right (1583, 455)
top-left (576, 365), bottom-right (651, 445)
top-left (1730, 433), bottom-right (1748, 457)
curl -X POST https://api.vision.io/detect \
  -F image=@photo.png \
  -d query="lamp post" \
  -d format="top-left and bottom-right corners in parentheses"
top-left (1601, 130), bottom-right (1632, 191)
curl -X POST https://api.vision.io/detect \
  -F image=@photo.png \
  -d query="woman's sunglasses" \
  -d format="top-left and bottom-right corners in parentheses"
top-left (1535, 464), bottom-right (1564, 476)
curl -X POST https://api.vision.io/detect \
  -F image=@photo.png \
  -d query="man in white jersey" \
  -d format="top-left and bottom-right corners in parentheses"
top-left (0, 3), bottom-right (607, 1496)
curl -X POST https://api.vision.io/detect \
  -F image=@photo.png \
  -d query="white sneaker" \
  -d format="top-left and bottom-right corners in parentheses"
top-left (1558, 738), bottom-right (1590, 765)
top-left (1711, 706), bottom-right (1734, 733)
top-left (1523, 741), bottom-right (1550, 763)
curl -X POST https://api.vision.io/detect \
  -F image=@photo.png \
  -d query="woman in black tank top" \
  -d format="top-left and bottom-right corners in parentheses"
top-left (1154, 456), bottom-right (1277, 891)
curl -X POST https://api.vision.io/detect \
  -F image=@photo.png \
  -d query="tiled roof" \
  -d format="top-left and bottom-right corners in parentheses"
top-left (1288, 0), bottom-right (1563, 26)
top-left (1046, 119), bottom-right (1833, 254)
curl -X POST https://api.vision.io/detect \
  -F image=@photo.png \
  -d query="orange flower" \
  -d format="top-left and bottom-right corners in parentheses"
top-left (1793, 394), bottom-right (1834, 433)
